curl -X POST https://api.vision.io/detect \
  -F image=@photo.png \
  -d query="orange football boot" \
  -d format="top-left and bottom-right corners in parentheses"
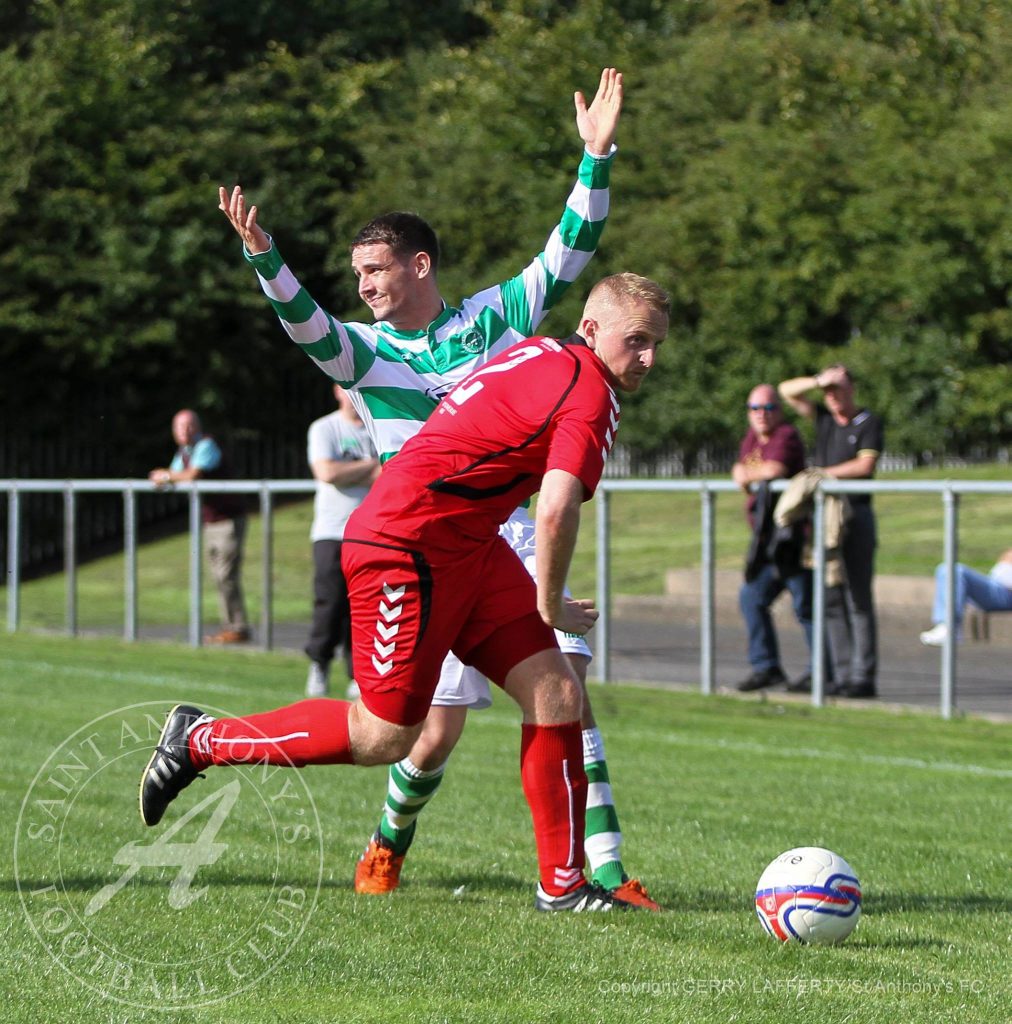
top-left (609, 878), bottom-right (661, 911)
top-left (354, 834), bottom-right (405, 895)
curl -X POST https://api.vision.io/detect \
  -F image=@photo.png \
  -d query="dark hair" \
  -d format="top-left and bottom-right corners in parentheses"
top-left (351, 212), bottom-right (440, 271)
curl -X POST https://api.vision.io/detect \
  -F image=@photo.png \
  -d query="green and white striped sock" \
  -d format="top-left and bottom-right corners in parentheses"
top-left (583, 727), bottom-right (626, 890)
top-left (377, 756), bottom-right (447, 856)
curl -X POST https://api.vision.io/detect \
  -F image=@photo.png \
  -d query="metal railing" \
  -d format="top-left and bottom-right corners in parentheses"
top-left (594, 478), bottom-right (1012, 720)
top-left (5, 477), bottom-right (1011, 719)
top-left (3, 479), bottom-right (315, 650)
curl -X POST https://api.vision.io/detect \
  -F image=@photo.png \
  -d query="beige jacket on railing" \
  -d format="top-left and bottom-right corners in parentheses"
top-left (773, 467), bottom-right (851, 587)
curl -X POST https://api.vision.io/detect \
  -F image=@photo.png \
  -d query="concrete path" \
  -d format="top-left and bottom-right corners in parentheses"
top-left (107, 605), bottom-right (1010, 721)
top-left (597, 604), bottom-right (1011, 721)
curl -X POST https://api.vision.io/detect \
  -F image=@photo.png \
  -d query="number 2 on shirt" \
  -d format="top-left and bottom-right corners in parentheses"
top-left (447, 341), bottom-right (557, 408)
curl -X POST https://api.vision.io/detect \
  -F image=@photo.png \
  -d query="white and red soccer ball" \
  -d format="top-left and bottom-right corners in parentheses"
top-left (754, 847), bottom-right (862, 944)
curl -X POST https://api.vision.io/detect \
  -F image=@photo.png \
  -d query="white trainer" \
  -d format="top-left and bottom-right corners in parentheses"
top-left (306, 661), bottom-right (330, 697)
top-left (919, 623), bottom-right (960, 646)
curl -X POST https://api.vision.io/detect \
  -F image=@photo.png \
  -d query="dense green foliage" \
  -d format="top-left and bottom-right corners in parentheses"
top-left (3, 0), bottom-right (1011, 473)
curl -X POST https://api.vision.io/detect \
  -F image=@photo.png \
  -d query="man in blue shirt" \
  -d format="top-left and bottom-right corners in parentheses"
top-left (149, 409), bottom-right (250, 643)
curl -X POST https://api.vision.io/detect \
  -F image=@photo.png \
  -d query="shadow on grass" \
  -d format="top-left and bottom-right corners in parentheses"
top-left (864, 891), bottom-right (1012, 914)
top-left (652, 888), bottom-right (1012, 915)
top-left (8, 876), bottom-right (1005, 919)
top-left (5, 873), bottom-right (325, 893)
top-left (852, 936), bottom-right (957, 950)
top-left (399, 873), bottom-right (531, 895)
top-left (5, 872), bottom-right (531, 901)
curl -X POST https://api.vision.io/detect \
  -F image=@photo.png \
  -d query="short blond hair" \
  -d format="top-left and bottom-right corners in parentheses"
top-left (586, 273), bottom-right (670, 318)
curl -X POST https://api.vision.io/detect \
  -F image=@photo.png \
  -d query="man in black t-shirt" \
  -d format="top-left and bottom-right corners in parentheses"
top-left (779, 365), bottom-right (884, 698)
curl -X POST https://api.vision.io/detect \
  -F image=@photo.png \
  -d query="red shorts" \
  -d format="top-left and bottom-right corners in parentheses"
top-left (341, 533), bottom-right (558, 726)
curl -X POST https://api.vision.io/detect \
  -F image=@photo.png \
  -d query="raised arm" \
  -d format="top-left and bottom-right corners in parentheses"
top-left (778, 375), bottom-right (821, 419)
top-left (479, 70), bottom-right (624, 347)
top-left (218, 185), bottom-right (378, 390)
top-left (779, 365), bottom-right (850, 420)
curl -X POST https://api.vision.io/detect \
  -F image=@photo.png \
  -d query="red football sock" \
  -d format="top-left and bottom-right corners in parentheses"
top-left (189, 699), bottom-right (354, 769)
top-left (520, 721), bottom-right (587, 896)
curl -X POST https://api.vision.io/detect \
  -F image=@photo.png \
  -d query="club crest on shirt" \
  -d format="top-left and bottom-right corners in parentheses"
top-left (459, 328), bottom-right (484, 354)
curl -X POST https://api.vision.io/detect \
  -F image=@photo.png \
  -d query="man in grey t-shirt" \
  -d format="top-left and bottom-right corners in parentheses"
top-left (305, 385), bottom-right (379, 696)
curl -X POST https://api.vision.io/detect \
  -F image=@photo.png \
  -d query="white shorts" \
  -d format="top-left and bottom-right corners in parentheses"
top-left (431, 506), bottom-right (592, 709)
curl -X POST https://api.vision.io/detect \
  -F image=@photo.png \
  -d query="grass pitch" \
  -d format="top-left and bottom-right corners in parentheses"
top-left (2, 633), bottom-right (1009, 1023)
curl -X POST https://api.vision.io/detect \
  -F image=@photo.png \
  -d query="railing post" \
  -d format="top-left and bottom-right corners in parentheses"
top-left (123, 484), bottom-right (138, 642)
top-left (811, 488), bottom-right (826, 708)
top-left (260, 483), bottom-right (274, 652)
top-left (6, 485), bottom-right (20, 632)
top-left (941, 488), bottom-right (959, 719)
top-left (595, 488), bottom-right (611, 684)
top-left (700, 486), bottom-right (716, 696)
top-left (188, 486), bottom-right (202, 648)
top-left (0, 476), bottom-right (1007, 723)
top-left (64, 484), bottom-right (78, 636)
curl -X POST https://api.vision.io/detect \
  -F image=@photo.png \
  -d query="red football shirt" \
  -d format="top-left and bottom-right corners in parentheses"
top-left (349, 337), bottom-right (620, 549)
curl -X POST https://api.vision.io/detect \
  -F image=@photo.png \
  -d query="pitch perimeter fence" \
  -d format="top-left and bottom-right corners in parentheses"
top-left (4, 477), bottom-right (1010, 719)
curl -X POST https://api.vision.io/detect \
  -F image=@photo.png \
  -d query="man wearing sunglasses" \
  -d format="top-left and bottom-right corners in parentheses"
top-left (732, 384), bottom-right (812, 692)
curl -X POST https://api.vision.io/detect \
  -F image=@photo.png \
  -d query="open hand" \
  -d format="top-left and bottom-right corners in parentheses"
top-left (218, 185), bottom-right (271, 255)
top-left (575, 67), bottom-right (623, 156)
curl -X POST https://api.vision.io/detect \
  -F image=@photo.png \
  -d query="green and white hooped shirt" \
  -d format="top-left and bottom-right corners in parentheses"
top-left (245, 146), bottom-right (615, 463)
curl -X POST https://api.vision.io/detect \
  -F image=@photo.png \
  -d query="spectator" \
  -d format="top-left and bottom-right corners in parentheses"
top-left (779, 365), bottom-right (883, 698)
top-left (919, 550), bottom-right (1012, 645)
top-left (305, 384), bottom-right (380, 697)
top-left (148, 409), bottom-right (250, 644)
top-left (732, 384), bottom-right (812, 693)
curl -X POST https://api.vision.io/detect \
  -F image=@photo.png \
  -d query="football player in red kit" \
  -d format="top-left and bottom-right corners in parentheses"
top-left (140, 272), bottom-right (669, 912)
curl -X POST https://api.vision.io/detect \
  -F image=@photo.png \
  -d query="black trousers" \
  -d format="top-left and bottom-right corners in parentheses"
top-left (825, 501), bottom-right (878, 686)
top-left (304, 539), bottom-right (353, 678)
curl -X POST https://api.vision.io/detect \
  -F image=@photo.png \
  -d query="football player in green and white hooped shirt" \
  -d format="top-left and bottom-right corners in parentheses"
top-left (220, 68), bottom-right (658, 910)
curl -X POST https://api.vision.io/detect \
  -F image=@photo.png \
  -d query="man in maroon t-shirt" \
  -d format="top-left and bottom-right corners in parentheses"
top-left (140, 273), bottom-right (670, 913)
top-left (731, 384), bottom-right (813, 693)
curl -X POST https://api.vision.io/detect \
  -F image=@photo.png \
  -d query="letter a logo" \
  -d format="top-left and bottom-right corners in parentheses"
top-left (86, 781), bottom-right (241, 915)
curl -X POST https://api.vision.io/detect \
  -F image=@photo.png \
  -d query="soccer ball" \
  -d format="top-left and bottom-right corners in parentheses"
top-left (754, 846), bottom-right (862, 944)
